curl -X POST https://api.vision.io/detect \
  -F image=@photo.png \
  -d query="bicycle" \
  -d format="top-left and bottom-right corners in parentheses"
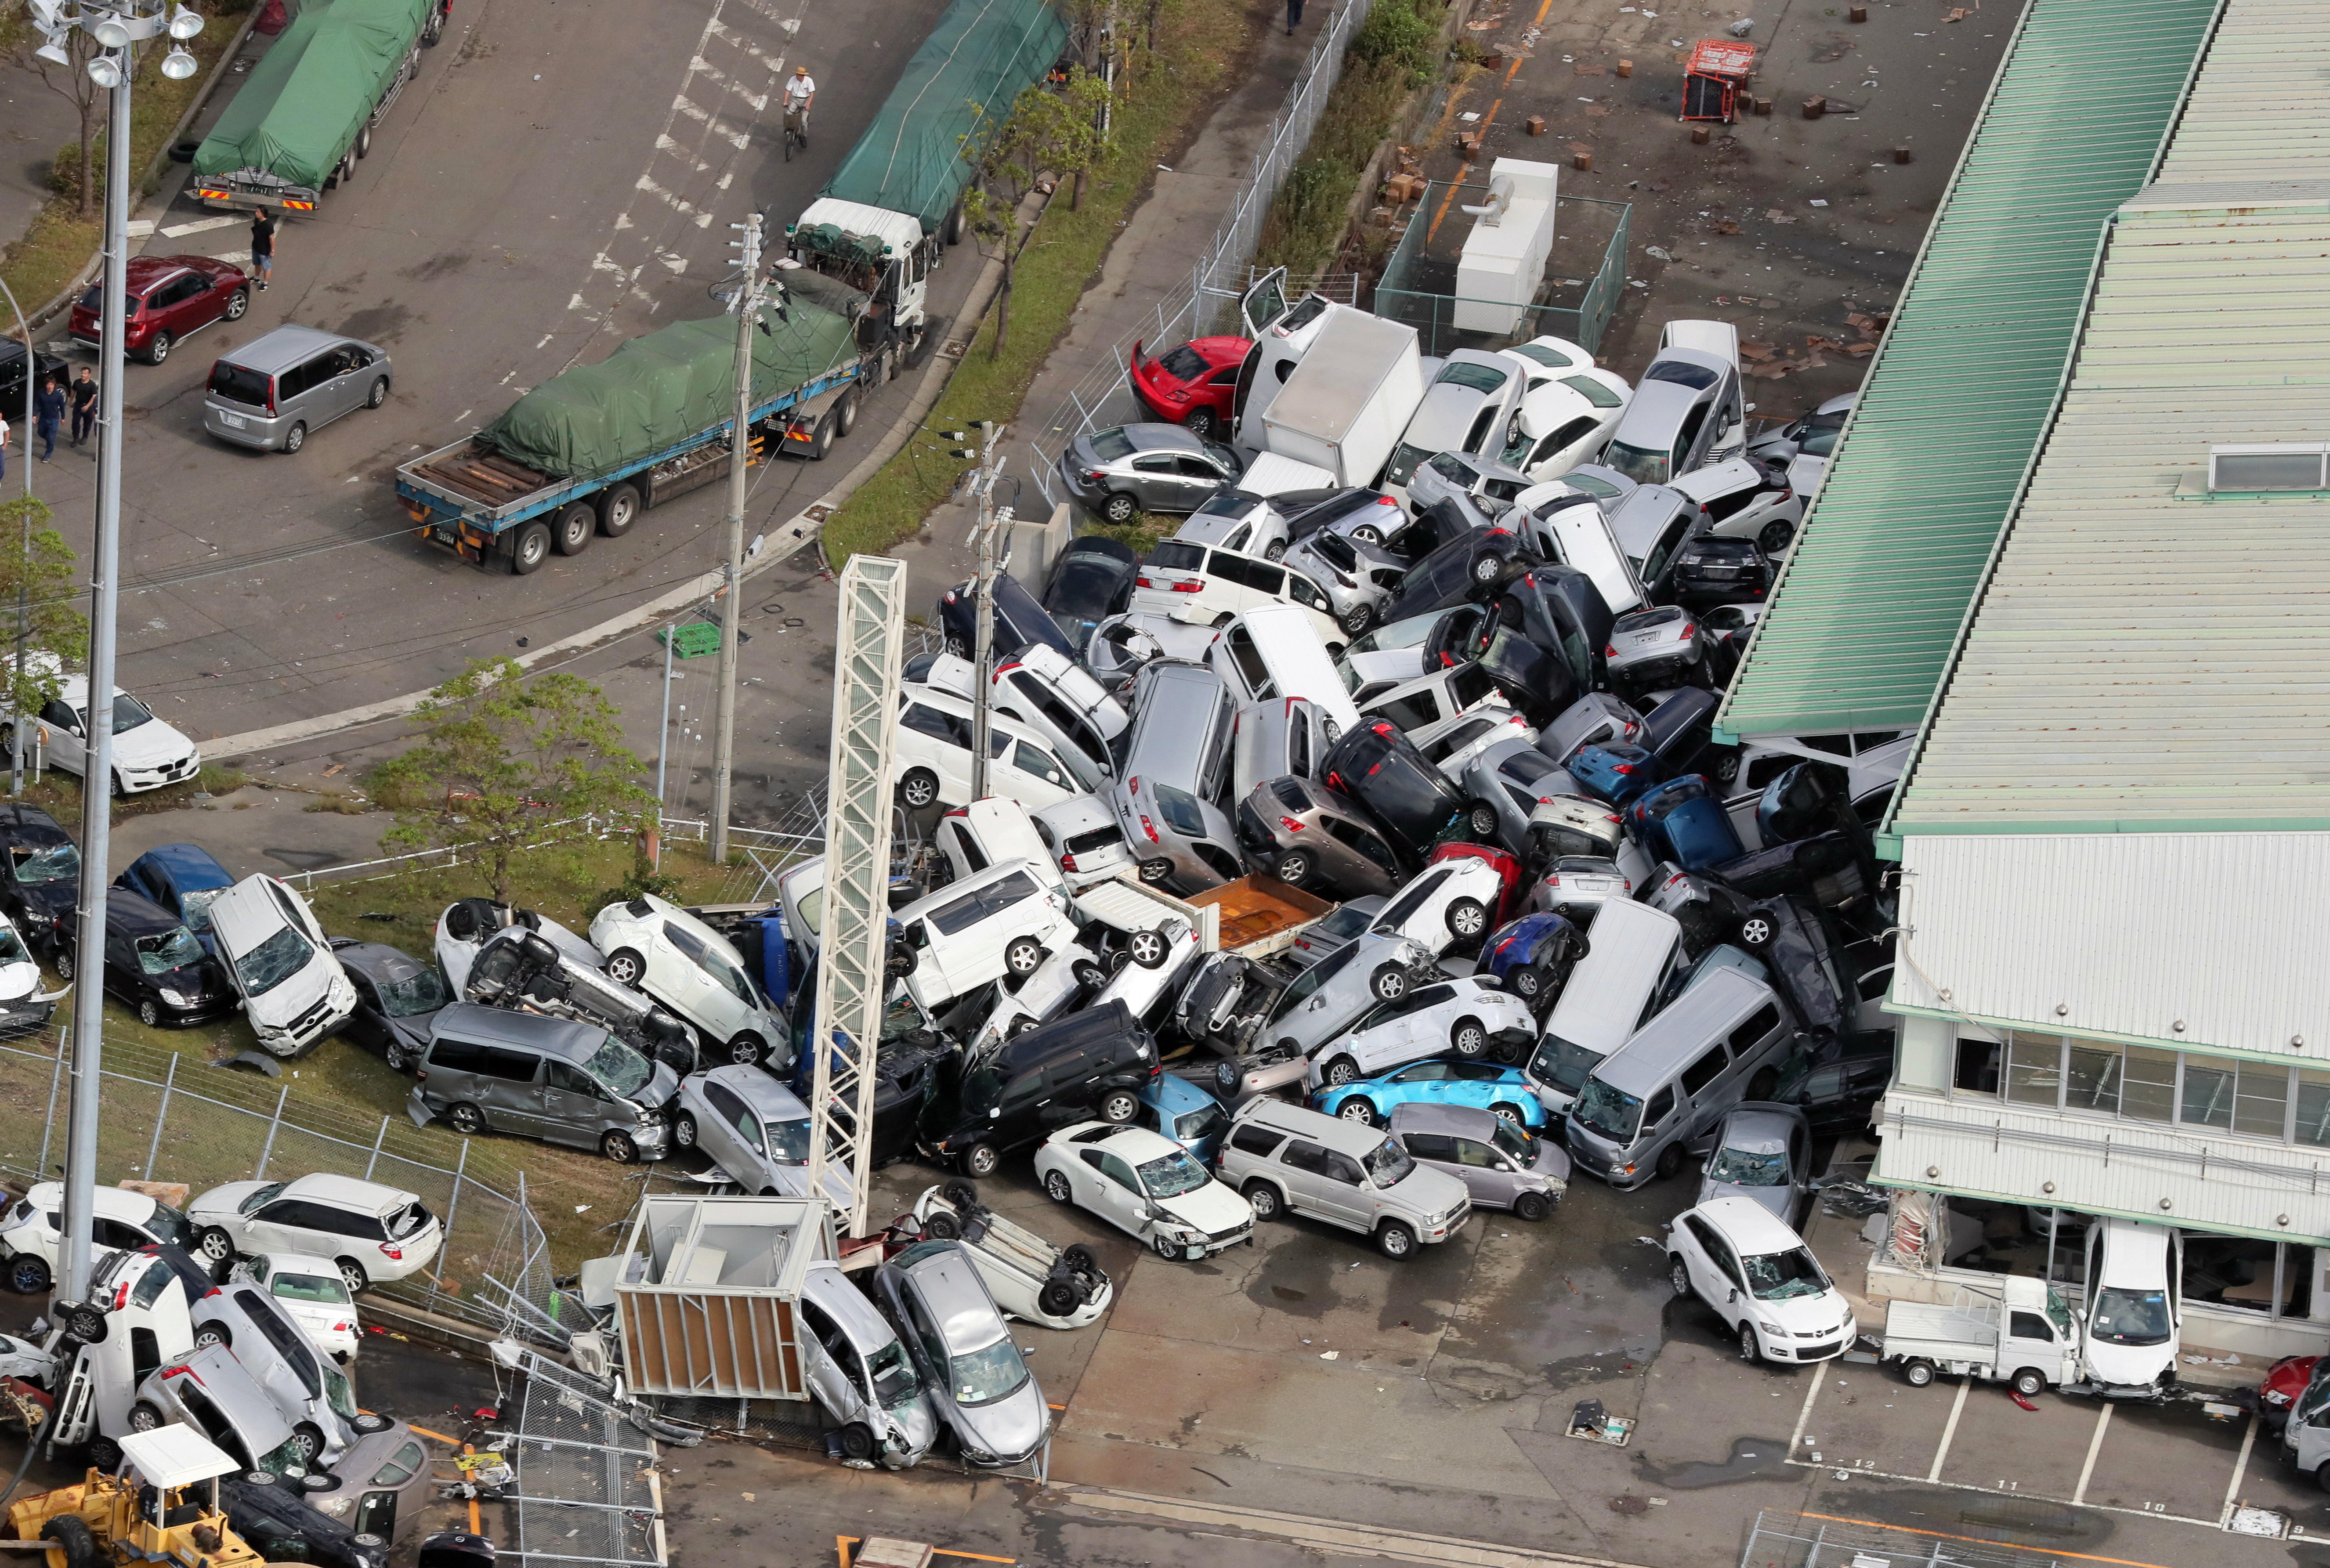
top-left (782, 104), bottom-right (808, 161)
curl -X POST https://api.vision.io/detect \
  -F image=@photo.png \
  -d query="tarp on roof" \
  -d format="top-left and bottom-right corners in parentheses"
top-left (481, 304), bottom-right (859, 480)
top-left (822, 0), bottom-right (1068, 235)
top-left (194, 0), bottom-right (431, 191)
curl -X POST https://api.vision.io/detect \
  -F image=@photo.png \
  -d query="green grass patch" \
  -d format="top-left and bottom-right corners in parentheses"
top-left (820, 0), bottom-right (1256, 565)
top-left (4, 762), bottom-right (251, 824)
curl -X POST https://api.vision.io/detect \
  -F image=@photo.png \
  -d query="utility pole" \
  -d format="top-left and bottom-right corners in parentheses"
top-left (955, 422), bottom-right (1005, 799)
top-left (710, 215), bottom-right (763, 868)
top-left (0, 273), bottom-right (38, 799)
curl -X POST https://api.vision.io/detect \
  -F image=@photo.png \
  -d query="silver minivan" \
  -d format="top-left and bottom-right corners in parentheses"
top-left (1563, 966), bottom-right (1792, 1189)
top-left (204, 325), bottom-right (393, 455)
top-left (1106, 661), bottom-right (1243, 889)
top-left (410, 1004), bottom-right (679, 1164)
top-left (1524, 897), bottom-right (1683, 1116)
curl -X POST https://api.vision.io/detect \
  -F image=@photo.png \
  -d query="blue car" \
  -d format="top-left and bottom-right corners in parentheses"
top-left (1137, 1073), bottom-right (1232, 1165)
top-left (1479, 913), bottom-right (1584, 1008)
top-left (112, 842), bottom-right (234, 957)
top-left (1565, 742), bottom-right (1672, 807)
top-left (1626, 776), bottom-right (1744, 871)
top-left (1312, 1058), bottom-right (1549, 1130)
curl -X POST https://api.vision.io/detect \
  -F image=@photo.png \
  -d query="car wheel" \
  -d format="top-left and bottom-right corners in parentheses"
top-left (197, 1225), bottom-right (236, 1264)
top-left (604, 948), bottom-right (647, 986)
top-left (53, 949), bottom-right (74, 982)
top-left (920, 1210), bottom-right (962, 1240)
top-left (1490, 1102), bottom-right (1526, 1126)
top-left (1513, 1191), bottom-right (1551, 1223)
top-left (944, 634), bottom-right (970, 658)
top-left (384, 1039), bottom-right (412, 1073)
top-left (1470, 552), bottom-right (1504, 584)
top-left (1737, 1322), bottom-right (1761, 1363)
top-left (127, 1401), bottom-right (164, 1433)
top-left (601, 1130), bottom-right (640, 1164)
top-left (366, 376), bottom-right (390, 410)
top-left (1758, 519), bottom-right (1795, 554)
top-left (1242, 1181), bottom-right (1281, 1221)
top-left (1736, 913), bottom-right (1775, 950)
top-left (960, 1143), bottom-right (999, 1178)
top-left (1465, 803), bottom-right (1499, 842)
top-left (597, 483), bottom-right (642, 538)
top-left (1336, 1097), bottom-right (1379, 1127)
top-left (1138, 857), bottom-right (1173, 885)
top-left (1215, 1058), bottom-right (1241, 1093)
top-left (447, 1102), bottom-right (488, 1134)
top-left (351, 1412), bottom-right (391, 1434)
top-left (2011, 1368), bottom-right (2047, 1398)
top-left (83, 1438), bottom-right (121, 1474)
top-left (195, 1323), bottom-right (231, 1351)
top-left (1099, 1090), bottom-right (1139, 1124)
top-left (1369, 965), bottom-right (1408, 1003)
top-left (1376, 1221), bottom-right (1416, 1260)
top-left (1183, 407), bottom-right (1218, 440)
top-left (673, 1112), bottom-right (698, 1150)
top-left (1043, 1170), bottom-right (1074, 1204)
top-left (897, 768), bottom-right (941, 810)
top-left (1274, 850), bottom-right (1311, 887)
top-left (137, 997), bottom-right (160, 1028)
top-left (839, 1423), bottom-right (877, 1462)
top-left (1072, 960), bottom-right (1108, 990)
top-left (1747, 1068), bottom-right (1779, 1100)
top-left (1339, 603), bottom-right (1376, 637)
top-left (1037, 1279), bottom-right (1081, 1318)
top-left (1445, 898), bottom-right (1487, 940)
top-left (1102, 491), bottom-right (1138, 524)
top-left (287, 1424), bottom-right (326, 1465)
top-left (62, 1302), bottom-right (107, 1344)
top-left (508, 518), bottom-right (550, 572)
top-left (1152, 1231), bottom-right (1185, 1260)
top-left (7, 1254), bottom-right (49, 1294)
top-left (727, 1033), bottom-right (765, 1066)
top-left (1654, 1142), bottom-right (1682, 1180)
top-left (282, 421), bottom-right (308, 456)
top-left (1512, 965), bottom-right (1542, 1000)
top-left (1451, 1020), bottom-right (1487, 1058)
top-left (1668, 1258), bottom-right (1692, 1298)
top-left (1263, 539), bottom-right (1286, 562)
top-left (1349, 524), bottom-right (1383, 548)
top-left (2313, 1459), bottom-right (2330, 1496)
top-left (223, 287), bottom-right (249, 321)
top-left (1902, 1357), bottom-right (1935, 1388)
top-left (336, 1257), bottom-right (369, 1295)
top-left (1005, 937), bottom-right (1044, 975)
top-left (145, 330), bottom-right (172, 365)
top-left (1129, 928), bottom-right (1170, 968)
top-left (1324, 1055), bottom-right (1360, 1087)
top-left (553, 500), bottom-right (595, 556)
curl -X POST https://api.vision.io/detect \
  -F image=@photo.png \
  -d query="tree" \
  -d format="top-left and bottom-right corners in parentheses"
top-left (0, 496), bottom-right (91, 738)
top-left (960, 70), bottom-right (1115, 361)
top-left (21, 23), bottom-right (105, 219)
top-left (373, 659), bottom-right (654, 904)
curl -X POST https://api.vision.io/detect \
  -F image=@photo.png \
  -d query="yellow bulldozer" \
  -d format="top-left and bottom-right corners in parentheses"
top-left (1, 1427), bottom-right (276, 1568)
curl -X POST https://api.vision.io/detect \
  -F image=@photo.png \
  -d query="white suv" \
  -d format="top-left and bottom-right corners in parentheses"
top-left (891, 861), bottom-right (1078, 1014)
top-left (590, 892), bottom-right (787, 1066)
top-left (190, 1173), bottom-right (443, 1295)
top-left (210, 874), bottom-right (357, 1058)
top-left (894, 684), bottom-right (1084, 814)
top-left (1667, 1196), bottom-right (1855, 1366)
top-left (0, 1181), bottom-right (202, 1294)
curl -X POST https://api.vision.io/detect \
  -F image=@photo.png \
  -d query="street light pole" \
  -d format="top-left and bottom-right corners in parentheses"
top-left (710, 216), bottom-right (763, 869)
top-left (963, 422), bottom-right (1002, 800)
top-left (0, 275), bottom-right (38, 799)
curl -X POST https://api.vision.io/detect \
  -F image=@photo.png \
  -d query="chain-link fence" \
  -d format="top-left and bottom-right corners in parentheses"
top-left (0, 1029), bottom-right (568, 1346)
top-left (1375, 184), bottom-right (1633, 357)
top-left (1740, 1512), bottom-right (2060, 1568)
top-left (507, 1351), bottom-right (664, 1568)
top-left (1024, 0), bottom-right (1388, 506)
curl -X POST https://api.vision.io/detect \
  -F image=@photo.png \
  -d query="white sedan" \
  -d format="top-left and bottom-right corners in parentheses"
top-left (1502, 366), bottom-right (1633, 484)
top-left (1305, 977), bottom-right (1536, 1091)
top-left (1035, 1122), bottom-right (1255, 1261)
top-left (590, 892), bottom-right (786, 1066)
top-left (1368, 858), bottom-right (1506, 956)
top-left (242, 1252), bottom-right (362, 1362)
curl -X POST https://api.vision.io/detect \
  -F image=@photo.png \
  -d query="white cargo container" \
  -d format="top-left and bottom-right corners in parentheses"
top-left (1257, 311), bottom-right (1428, 489)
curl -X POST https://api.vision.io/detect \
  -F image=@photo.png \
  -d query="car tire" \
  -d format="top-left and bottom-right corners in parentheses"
top-left (1758, 519), bottom-right (1795, 555)
top-left (2011, 1368), bottom-right (2047, 1398)
top-left (1445, 898), bottom-right (1487, 940)
top-left (2314, 1460), bottom-right (2330, 1496)
top-left (1464, 803), bottom-right (1500, 842)
top-left (726, 1033), bottom-right (765, 1066)
top-left (1470, 551), bottom-right (1504, 584)
top-left (1128, 928), bottom-right (1170, 968)
top-left (288, 1423), bottom-right (326, 1465)
top-left (1324, 1055), bottom-right (1360, 1087)
top-left (195, 1322), bottom-right (231, 1351)
top-left (365, 375), bottom-right (391, 411)
top-left (54, 949), bottom-right (74, 983)
top-left (82, 1438), bottom-right (121, 1475)
top-left (1339, 603), bottom-right (1376, 638)
top-left (1376, 1221), bottom-right (1416, 1260)
top-left (1005, 937), bottom-right (1045, 976)
top-left (1747, 1068), bottom-right (1779, 1100)
top-left (508, 518), bottom-right (549, 573)
top-left (601, 1130), bottom-right (641, 1164)
top-left (447, 1102), bottom-right (488, 1134)
top-left (1349, 524), bottom-right (1383, 548)
top-left (960, 1143), bottom-right (999, 1179)
top-left (384, 1038), bottom-right (413, 1073)
top-left (604, 948), bottom-right (647, 986)
top-left (127, 1400), bottom-right (165, 1433)
top-left (1072, 960), bottom-right (1108, 990)
top-left (1369, 965), bottom-right (1408, 1003)
top-left (1902, 1357), bottom-right (1936, 1389)
top-left (42, 1515), bottom-right (101, 1568)
top-left (1102, 491), bottom-right (1139, 524)
top-left (839, 1423), bottom-right (877, 1462)
top-left (1737, 1322), bottom-right (1761, 1363)
top-left (673, 1112), bottom-right (698, 1151)
top-left (1274, 850), bottom-right (1311, 887)
top-left (1736, 913), bottom-right (1775, 950)
top-left (197, 1225), bottom-right (236, 1264)
top-left (62, 1302), bottom-right (106, 1343)
top-left (137, 997), bottom-right (161, 1028)
top-left (1263, 539), bottom-right (1287, 562)
top-left (224, 287), bottom-right (249, 321)
top-left (336, 1257), bottom-right (370, 1295)
top-left (921, 1210), bottom-right (962, 1240)
top-left (596, 482), bottom-right (642, 538)
top-left (897, 768), bottom-right (941, 811)
top-left (1011, 1015), bottom-right (1041, 1038)
top-left (281, 420), bottom-right (308, 455)
top-left (1335, 1097), bottom-right (1379, 1127)
top-left (1183, 407), bottom-right (1218, 440)
top-left (1038, 1279), bottom-right (1081, 1318)
top-left (1152, 1231), bottom-right (1184, 1260)
top-left (145, 330), bottom-right (173, 365)
top-left (1490, 1102), bottom-right (1526, 1126)
top-left (1512, 965), bottom-right (1543, 1000)
top-left (1099, 1089), bottom-right (1139, 1124)
top-left (1137, 857), bottom-right (1173, 885)
top-left (7, 1254), bottom-right (50, 1293)
top-left (1654, 1142), bottom-right (1682, 1180)
top-left (1514, 1191), bottom-right (1552, 1223)
top-left (1242, 1181), bottom-right (1281, 1221)
top-left (1450, 1020), bottom-right (1487, 1058)
top-left (553, 500), bottom-right (595, 556)
top-left (1668, 1257), bottom-right (1692, 1298)
top-left (1043, 1170), bottom-right (1074, 1204)
top-left (351, 1412), bottom-right (391, 1434)
top-left (1215, 1058), bottom-right (1242, 1094)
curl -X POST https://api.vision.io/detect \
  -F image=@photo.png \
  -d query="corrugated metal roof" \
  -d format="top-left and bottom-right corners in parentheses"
top-left (1891, 833), bottom-right (2328, 1060)
top-left (1711, 0), bottom-right (2223, 743)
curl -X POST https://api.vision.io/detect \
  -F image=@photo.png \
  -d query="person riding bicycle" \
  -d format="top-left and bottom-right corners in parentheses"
top-left (782, 64), bottom-right (817, 148)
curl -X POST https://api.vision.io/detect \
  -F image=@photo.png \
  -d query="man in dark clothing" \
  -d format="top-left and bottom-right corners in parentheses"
top-left (250, 210), bottom-right (276, 290)
top-left (69, 368), bottom-right (97, 447)
top-left (33, 378), bottom-right (63, 462)
top-left (1286, 0), bottom-right (1303, 33)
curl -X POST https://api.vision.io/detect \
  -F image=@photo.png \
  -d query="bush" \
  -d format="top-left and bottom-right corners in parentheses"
top-left (48, 137), bottom-right (106, 201)
top-left (1351, 0), bottom-right (1439, 84)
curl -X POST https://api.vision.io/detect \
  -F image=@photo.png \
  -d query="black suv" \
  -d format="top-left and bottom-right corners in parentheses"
top-left (1320, 720), bottom-right (1467, 847)
top-left (917, 1001), bottom-right (1160, 1177)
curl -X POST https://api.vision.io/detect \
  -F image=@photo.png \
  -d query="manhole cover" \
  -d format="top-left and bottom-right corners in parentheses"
top-left (1607, 1496), bottom-right (1649, 1516)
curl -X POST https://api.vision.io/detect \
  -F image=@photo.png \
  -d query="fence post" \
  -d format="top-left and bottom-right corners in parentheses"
top-left (253, 1084), bottom-right (290, 1179)
top-left (364, 1116), bottom-right (389, 1182)
top-left (144, 1051), bottom-right (178, 1177)
top-left (440, 1140), bottom-right (471, 1261)
top-left (36, 1027), bottom-right (65, 1178)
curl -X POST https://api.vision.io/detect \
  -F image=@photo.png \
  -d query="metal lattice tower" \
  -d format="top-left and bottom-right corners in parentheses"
top-left (803, 555), bottom-right (906, 1237)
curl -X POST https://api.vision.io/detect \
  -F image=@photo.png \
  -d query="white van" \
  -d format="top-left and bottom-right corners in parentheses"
top-left (1524, 899), bottom-right (1683, 1116)
top-left (210, 874), bottom-right (358, 1058)
top-left (1206, 604), bottom-right (1363, 733)
top-left (894, 685), bottom-right (1085, 815)
top-left (893, 861), bottom-right (1078, 1014)
top-left (935, 800), bottom-right (1054, 888)
top-left (1126, 540), bottom-right (1346, 648)
top-left (990, 644), bottom-right (1128, 787)
top-left (1510, 483), bottom-right (1645, 615)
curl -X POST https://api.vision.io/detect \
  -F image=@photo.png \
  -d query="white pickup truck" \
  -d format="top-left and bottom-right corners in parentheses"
top-left (1879, 1277), bottom-right (2082, 1396)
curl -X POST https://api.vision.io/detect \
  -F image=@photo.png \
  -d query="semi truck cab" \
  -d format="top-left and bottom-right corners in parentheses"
top-left (788, 198), bottom-right (937, 369)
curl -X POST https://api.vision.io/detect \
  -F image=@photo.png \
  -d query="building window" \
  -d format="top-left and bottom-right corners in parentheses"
top-left (2297, 1070), bottom-right (2330, 1148)
top-left (2182, 1238), bottom-right (2314, 1322)
top-left (2005, 1032), bottom-right (2062, 1108)
top-left (1954, 1035), bottom-right (2000, 1095)
top-left (1957, 1031), bottom-right (2330, 1152)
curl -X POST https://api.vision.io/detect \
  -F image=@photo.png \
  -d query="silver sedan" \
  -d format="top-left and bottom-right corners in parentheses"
top-left (1059, 423), bottom-right (1244, 524)
top-left (873, 1239), bottom-right (1051, 1468)
top-left (672, 1064), bottom-right (854, 1209)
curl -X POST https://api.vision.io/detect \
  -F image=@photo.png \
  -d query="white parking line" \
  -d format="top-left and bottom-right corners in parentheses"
top-left (1787, 1363), bottom-right (1826, 1457)
top-left (1926, 1377), bottom-right (1970, 1483)
top-left (2219, 1410), bottom-right (2259, 1525)
top-left (2072, 1402), bottom-right (2115, 1505)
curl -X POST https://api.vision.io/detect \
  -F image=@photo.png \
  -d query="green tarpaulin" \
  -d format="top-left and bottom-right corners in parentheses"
top-left (194, 0), bottom-right (429, 191)
top-left (482, 305), bottom-right (859, 481)
top-left (822, 0), bottom-right (1067, 235)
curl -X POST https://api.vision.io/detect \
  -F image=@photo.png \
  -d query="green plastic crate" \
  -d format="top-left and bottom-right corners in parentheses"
top-left (657, 622), bottom-right (724, 659)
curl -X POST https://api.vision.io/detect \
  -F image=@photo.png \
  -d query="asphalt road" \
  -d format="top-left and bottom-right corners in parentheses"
top-left (27, 0), bottom-right (951, 752)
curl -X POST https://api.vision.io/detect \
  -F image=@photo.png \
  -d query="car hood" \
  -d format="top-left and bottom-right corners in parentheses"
top-left (1158, 1181), bottom-right (1251, 1234)
top-left (1396, 1163), bottom-right (1473, 1215)
top-left (246, 951), bottom-right (335, 1028)
top-left (191, 1180), bottom-right (271, 1228)
top-left (1760, 1290), bottom-right (1852, 1338)
top-left (951, 1374), bottom-right (1052, 1463)
top-left (2083, 1336), bottom-right (2175, 1389)
top-left (0, 957), bottom-right (40, 1006)
top-left (112, 719), bottom-right (197, 771)
top-left (1700, 1180), bottom-right (1792, 1224)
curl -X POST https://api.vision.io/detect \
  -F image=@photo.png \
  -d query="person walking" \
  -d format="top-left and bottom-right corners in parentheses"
top-left (69, 367), bottom-right (97, 448)
top-left (1285, 0), bottom-right (1303, 34)
top-left (782, 64), bottom-right (817, 149)
top-left (0, 407), bottom-right (9, 486)
top-left (33, 376), bottom-right (63, 462)
top-left (250, 208), bottom-right (277, 290)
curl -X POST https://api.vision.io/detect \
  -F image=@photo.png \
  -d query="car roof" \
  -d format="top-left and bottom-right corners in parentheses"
top-left (23, 1181), bottom-right (156, 1221)
top-left (127, 842), bottom-right (233, 888)
top-left (1388, 1101), bottom-right (1510, 1138)
top-left (1715, 1104), bottom-right (1802, 1152)
top-left (802, 1261), bottom-right (901, 1348)
top-left (120, 256), bottom-right (193, 288)
top-left (1113, 423), bottom-right (1205, 453)
top-left (703, 1062), bottom-right (808, 1116)
top-left (1234, 1095), bottom-right (1386, 1156)
top-left (1137, 1073), bottom-right (1215, 1114)
top-left (1693, 1195), bottom-right (1807, 1254)
top-left (214, 324), bottom-right (358, 375)
top-left (1594, 967), bottom-right (1778, 1095)
top-left (897, 1242), bottom-right (1009, 1349)
top-left (0, 803), bottom-right (69, 840)
top-left (107, 889), bottom-right (189, 939)
top-left (281, 1173), bottom-right (414, 1215)
top-left (433, 1000), bottom-right (606, 1058)
top-left (335, 941), bottom-right (433, 984)
top-left (1609, 379), bottom-right (1701, 442)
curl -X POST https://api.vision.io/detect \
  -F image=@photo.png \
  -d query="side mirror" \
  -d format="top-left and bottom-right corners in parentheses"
top-left (1727, 1288), bottom-right (1739, 1304)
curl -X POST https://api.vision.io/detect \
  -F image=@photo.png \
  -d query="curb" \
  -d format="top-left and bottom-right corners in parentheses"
top-left (199, 244), bottom-right (1015, 764)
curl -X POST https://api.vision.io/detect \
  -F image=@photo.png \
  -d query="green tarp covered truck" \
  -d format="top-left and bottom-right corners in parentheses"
top-left (394, 293), bottom-right (869, 576)
top-left (192, 0), bottom-right (448, 212)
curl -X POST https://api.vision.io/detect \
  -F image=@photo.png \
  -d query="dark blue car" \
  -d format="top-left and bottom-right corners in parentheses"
top-left (1479, 913), bottom-right (1583, 1008)
top-left (113, 842), bottom-right (234, 957)
top-left (1566, 742), bottom-right (1673, 807)
top-left (1312, 1058), bottom-right (1549, 1130)
top-left (1627, 776), bottom-right (1744, 871)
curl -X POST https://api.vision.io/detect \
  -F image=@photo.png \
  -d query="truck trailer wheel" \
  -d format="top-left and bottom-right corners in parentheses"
top-left (596, 483), bottom-right (641, 538)
top-left (944, 201), bottom-right (967, 246)
top-left (357, 123), bottom-right (373, 159)
top-left (510, 522), bottom-right (552, 575)
top-left (806, 412), bottom-right (836, 461)
top-left (552, 501), bottom-right (595, 556)
top-left (835, 387), bottom-right (861, 437)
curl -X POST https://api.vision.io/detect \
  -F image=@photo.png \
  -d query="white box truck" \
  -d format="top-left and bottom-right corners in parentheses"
top-left (1256, 310), bottom-right (1428, 489)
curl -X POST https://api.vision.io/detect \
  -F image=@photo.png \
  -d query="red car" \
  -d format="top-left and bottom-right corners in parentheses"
top-left (1129, 335), bottom-right (1251, 440)
top-left (69, 254), bottom-right (251, 365)
top-left (2261, 1355), bottom-right (2318, 1431)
